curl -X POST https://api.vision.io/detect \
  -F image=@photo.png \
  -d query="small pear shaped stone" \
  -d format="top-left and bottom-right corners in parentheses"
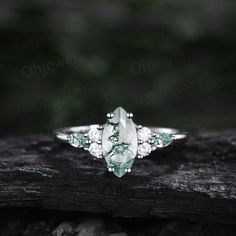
top-left (153, 133), bottom-right (173, 148)
top-left (67, 133), bottom-right (86, 148)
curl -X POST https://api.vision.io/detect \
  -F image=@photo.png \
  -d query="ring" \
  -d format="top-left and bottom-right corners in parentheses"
top-left (55, 107), bottom-right (187, 177)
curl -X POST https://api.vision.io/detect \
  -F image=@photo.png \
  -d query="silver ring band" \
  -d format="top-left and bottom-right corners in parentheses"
top-left (55, 125), bottom-right (187, 142)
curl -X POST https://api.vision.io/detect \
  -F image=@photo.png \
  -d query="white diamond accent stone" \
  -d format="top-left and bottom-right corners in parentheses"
top-left (138, 142), bottom-right (152, 156)
top-left (88, 125), bottom-right (102, 142)
top-left (88, 143), bottom-right (102, 158)
top-left (138, 127), bottom-right (152, 142)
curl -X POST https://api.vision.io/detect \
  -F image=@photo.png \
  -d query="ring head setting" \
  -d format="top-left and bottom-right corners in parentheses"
top-left (66, 107), bottom-right (175, 177)
top-left (102, 107), bottom-right (137, 177)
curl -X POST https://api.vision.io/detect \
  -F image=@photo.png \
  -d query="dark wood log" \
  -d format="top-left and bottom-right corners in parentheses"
top-left (0, 131), bottom-right (236, 224)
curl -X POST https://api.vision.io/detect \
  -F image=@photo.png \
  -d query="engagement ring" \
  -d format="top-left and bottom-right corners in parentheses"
top-left (55, 107), bottom-right (187, 177)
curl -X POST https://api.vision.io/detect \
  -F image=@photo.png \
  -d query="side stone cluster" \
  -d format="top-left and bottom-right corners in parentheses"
top-left (67, 125), bottom-right (103, 158)
top-left (67, 125), bottom-right (174, 160)
top-left (66, 106), bottom-right (174, 178)
top-left (137, 126), bottom-right (174, 158)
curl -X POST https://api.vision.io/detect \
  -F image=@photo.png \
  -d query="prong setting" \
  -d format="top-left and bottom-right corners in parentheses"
top-left (138, 140), bottom-right (143, 144)
top-left (137, 125), bottom-right (143, 130)
top-left (85, 139), bottom-right (91, 145)
top-left (127, 113), bottom-right (133, 118)
top-left (107, 112), bottom-right (114, 119)
top-left (148, 139), bottom-right (155, 144)
top-left (125, 168), bottom-right (131, 173)
top-left (108, 167), bottom-right (114, 172)
top-left (97, 125), bottom-right (104, 130)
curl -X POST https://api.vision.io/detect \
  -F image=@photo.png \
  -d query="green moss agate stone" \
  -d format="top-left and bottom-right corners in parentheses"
top-left (102, 107), bottom-right (138, 177)
top-left (153, 133), bottom-right (173, 148)
top-left (67, 133), bottom-right (86, 148)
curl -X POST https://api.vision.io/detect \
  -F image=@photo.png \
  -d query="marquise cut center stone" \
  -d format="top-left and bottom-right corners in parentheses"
top-left (102, 107), bottom-right (138, 177)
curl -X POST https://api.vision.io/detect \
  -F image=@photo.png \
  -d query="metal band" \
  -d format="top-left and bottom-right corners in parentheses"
top-left (54, 125), bottom-right (187, 142)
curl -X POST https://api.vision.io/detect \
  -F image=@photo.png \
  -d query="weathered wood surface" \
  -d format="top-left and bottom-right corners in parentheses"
top-left (0, 131), bottom-right (236, 224)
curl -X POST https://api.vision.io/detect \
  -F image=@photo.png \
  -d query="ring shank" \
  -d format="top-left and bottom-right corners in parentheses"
top-left (54, 125), bottom-right (187, 142)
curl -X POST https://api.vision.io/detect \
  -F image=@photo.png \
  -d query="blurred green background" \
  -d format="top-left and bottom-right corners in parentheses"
top-left (0, 0), bottom-right (235, 135)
